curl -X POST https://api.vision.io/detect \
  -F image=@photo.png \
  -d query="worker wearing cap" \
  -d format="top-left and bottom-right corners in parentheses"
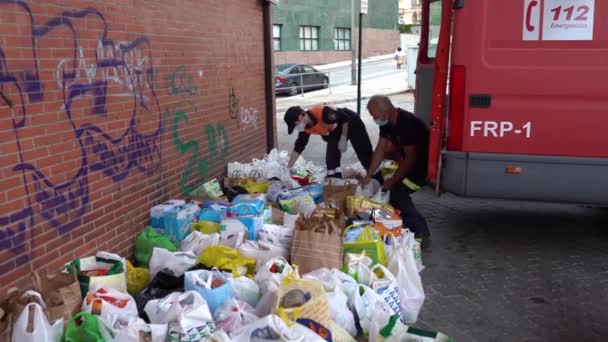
top-left (362, 95), bottom-right (431, 247)
top-left (284, 105), bottom-right (373, 178)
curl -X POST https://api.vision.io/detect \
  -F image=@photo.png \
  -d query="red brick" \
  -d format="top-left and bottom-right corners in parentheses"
top-left (0, 0), bottom-right (269, 294)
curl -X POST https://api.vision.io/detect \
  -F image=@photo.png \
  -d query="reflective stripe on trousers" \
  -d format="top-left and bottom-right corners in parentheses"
top-left (402, 177), bottom-right (421, 192)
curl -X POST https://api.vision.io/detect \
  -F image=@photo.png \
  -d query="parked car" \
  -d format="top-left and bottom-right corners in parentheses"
top-left (275, 64), bottom-right (329, 96)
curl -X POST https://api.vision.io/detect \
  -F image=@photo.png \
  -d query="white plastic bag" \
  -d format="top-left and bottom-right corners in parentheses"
top-left (387, 231), bottom-right (424, 273)
top-left (218, 219), bottom-right (247, 249)
top-left (283, 213), bottom-right (300, 229)
top-left (349, 285), bottom-right (394, 335)
top-left (230, 314), bottom-right (325, 341)
top-left (180, 231), bottom-right (220, 256)
top-left (302, 269), bottom-right (357, 337)
top-left (99, 314), bottom-right (166, 342)
top-left (387, 233), bottom-right (425, 324)
top-left (356, 179), bottom-right (381, 198)
top-left (209, 329), bottom-right (232, 342)
top-left (12, 302), bottom-right (63, 342)
top-left (371, 189), bottom-right (391, 205)
top-left (327, 290), bottom-right (357, 337)
top-left (149, 248), bottom-right (197, 278)
top-left (344, 252), bottom-right (373, 285)
top-left (254, 257), bottom-right (293, 293)
top-left (369, 265), bottom-right (402, 323)
top-left (144, 291), bottom-right (216, 340)
top-left (82, 285), bottom-right (139, 318)
top-left (213, 299), bottom-right (259, 334)
top-left (258, 224), bottom-right (294, 250)
top-left (342, 162), bottom-right (366, 179)
top-left (232, 276), bottom-right (261, 307)
top-left (238, 240), bottom-right (289, 269)
top-left (303, 268), bottom-right (341, 292)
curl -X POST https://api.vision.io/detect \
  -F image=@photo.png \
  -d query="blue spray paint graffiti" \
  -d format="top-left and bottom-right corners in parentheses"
top-left (0, 0), bottom-right (162, 271)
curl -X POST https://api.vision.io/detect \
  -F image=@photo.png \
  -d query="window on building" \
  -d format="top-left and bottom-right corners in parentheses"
top-left (273, 24), bottom-right (282, 51)
top-left (334, 27), bottom-right (351, 51)
top-left (299, 26), bottom-right (319, 51)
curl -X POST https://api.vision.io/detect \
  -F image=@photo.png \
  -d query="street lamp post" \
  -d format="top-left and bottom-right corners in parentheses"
top-left (357, 0), bottom-right (367, 115)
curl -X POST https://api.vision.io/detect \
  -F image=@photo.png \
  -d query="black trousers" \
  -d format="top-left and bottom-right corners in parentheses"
top-left (389, 180), bottom-right (430, 238)
top-left (323, 118), bottom-right (373, 172)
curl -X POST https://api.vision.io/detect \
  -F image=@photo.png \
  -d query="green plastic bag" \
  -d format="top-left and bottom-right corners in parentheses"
top-left (64, 312), bottom-right (104, 342)
top-left (66, 252), bottom-right (126, 297)
top-left (343, 225), bottom-right (387, 266)
top-left (135, 226), bottom-right (177, 266)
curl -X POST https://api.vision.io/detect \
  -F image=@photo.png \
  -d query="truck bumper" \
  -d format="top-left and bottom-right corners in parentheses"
top-left (441, 151), bottom-right (608, 205)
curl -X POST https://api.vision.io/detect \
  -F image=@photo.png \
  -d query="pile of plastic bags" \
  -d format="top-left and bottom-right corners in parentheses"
top-left (1, 149), bottom-right (453, 342)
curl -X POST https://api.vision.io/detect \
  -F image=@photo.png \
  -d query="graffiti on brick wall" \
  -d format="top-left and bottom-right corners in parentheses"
top-left (228, 87), bottom-right (260, 130)
top-left (165, 67), bottom-right (229, 195)
top-left (165, 66), bottom-right (198, 97)
top-left (238, 107), bottom-right (259, 130)
top-left (0, 1), bottom-right (162, 271)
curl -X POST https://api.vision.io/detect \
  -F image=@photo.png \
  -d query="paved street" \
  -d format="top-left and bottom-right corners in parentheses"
top-left (277, 93), bottom-right (608, 341)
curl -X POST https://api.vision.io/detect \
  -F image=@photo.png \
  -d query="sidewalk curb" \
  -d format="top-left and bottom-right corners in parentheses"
top-left (314, 53), bottom-right (395, 71)
top-left (276, 89), bottom-right (412, 113)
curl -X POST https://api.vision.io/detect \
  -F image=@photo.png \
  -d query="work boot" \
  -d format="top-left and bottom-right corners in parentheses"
top-left (415, 235), bottom-right (431, 250)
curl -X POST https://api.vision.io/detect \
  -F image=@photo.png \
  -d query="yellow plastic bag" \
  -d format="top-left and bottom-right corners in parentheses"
top-left (243, 180), bottom-right (270, 194)
top-left (192, 220), bottom-right (221, 234)
top-left (343, 225), bottom-right (387, 266)
top-left (274, 270), bottom-right (332, 340)
top-left (126, 261), bottom-right (150, 294)
top-left (346, 196), bottom-right (395, 218)
top-left (197, 245), bottom-right (256, 277)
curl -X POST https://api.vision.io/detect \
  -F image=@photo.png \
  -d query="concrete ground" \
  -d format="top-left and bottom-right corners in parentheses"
top-left (276, 93), bottom-right (608, 341)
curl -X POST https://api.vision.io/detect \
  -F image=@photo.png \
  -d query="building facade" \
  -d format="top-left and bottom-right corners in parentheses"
top-left (273, 0), bottom-right (400, 65)
top-left (399, 0), bottom-right (422, 25)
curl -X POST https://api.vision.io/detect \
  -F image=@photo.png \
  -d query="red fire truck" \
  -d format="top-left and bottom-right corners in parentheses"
top-left (417, 0), bottom-right (607, 204)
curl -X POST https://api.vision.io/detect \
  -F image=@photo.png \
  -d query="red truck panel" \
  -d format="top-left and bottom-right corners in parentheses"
top-left (451, 0), bottom-right (608, 157)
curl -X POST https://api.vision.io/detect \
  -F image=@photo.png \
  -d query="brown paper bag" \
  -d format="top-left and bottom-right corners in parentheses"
top-left (290, 210), bottom-right (344, 274)
top-left (33, 270), bottom-right (82, 323)
top-left (0, 293), bottom-right (13, 342)
top-left (323, 180), bottom-right (357, 213)
top-left (271, 207), bottom-right (284, 225)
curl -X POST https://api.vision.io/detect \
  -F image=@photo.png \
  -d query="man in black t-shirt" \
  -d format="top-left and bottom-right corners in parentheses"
top-left (361, 95), bottom-right (431, 245)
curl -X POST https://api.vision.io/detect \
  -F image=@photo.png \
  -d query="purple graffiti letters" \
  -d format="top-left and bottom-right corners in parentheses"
top-left (0, 0), bottom-right (162, 271)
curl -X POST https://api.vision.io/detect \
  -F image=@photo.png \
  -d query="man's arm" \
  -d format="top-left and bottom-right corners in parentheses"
top-left (362, 137), bottom-right (387, 184)
top-left (288, 132), bottom-right (310, 168)
top-left (382, 145), bottom-right (417, 190)
top-left (288, 152), bottom-right (300, 168)
top-left (341, 121), bottom-right (349, 138)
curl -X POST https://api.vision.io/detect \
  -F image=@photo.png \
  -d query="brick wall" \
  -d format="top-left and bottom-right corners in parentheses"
top-left (0, 0), bottom-right (269, 292)
top-left (362, 28), bottom-right (401, 58)
top-left (274, 28), bottom-right (399, 66)
top-left (274, 51), bottom-right (353, 66)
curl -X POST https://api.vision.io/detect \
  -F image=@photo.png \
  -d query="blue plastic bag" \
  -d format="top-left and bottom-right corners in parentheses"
top-left (305, 184), bottom-right (324, 204)
top-left (184, 269), bottom-right (233, 314)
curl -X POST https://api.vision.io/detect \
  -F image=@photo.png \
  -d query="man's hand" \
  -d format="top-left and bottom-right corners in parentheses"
top-left (361, 175), bottom-right (371, 186)
top-left (381, 177), bottom-right (394, 192)
top-left (338, 135), bottom-right (348, 152)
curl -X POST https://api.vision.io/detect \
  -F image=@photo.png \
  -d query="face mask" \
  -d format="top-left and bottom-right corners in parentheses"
top-left (294, 122), bottom-right (307, 132)
top-left (374, 119), bottom-right (389, 127)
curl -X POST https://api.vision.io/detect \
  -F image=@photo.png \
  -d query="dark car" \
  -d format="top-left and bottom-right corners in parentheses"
top-left (275, 64), bottom-right (329, 96)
